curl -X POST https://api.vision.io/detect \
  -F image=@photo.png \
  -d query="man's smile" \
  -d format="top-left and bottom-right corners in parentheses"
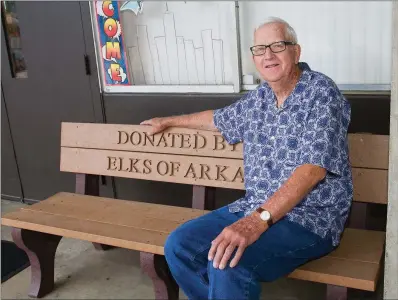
top-left (265, 64), bottom-right (279, 68)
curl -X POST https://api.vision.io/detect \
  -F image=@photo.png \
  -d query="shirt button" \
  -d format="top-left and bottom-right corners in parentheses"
top-left (270, 136), bottom-right (275, 140)
top-left (253, 176), bottom-right (258, 180)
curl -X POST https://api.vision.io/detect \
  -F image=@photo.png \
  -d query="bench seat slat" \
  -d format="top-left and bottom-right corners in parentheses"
top-left (43, 192), bottom-right (208, 221)
top-left (1, 209), bottom-right (168, 255)
top-left (19, 192), bottom-right (387, 264)
top-left (24, 192), bottom-right (207, 233)
top-left (288, 257), bottom-right (380, 291)
top-left (1, 193), bottom-right (385, 292)
top-left (328, 228), bottom-right (385, 264)
top-left (22, 207), bottom-right (182, 235)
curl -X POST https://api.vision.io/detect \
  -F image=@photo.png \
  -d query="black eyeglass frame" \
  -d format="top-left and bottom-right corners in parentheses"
top-left (250, 41), bottom-right (296, 56)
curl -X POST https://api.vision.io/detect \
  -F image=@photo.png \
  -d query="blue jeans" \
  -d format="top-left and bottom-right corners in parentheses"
top-left (164, 206), bottom-right (335, 300)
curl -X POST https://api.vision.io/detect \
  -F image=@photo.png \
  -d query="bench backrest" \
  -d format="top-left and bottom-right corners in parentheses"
top-left (60, 122), bottom-right (389, 205)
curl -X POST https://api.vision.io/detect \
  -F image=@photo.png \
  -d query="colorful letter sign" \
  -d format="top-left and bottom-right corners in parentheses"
top-left (94, 1), bottom-right (131, 86)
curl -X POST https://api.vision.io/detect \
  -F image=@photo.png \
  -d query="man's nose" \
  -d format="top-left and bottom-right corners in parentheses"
top-left (262, 47), bottom-right (274, 59)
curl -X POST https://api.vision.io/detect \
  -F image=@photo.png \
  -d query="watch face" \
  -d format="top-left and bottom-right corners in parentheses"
top-left (260, 210), bottom-right (271, 221)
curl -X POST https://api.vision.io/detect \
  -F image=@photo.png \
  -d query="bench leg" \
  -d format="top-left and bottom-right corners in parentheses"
top-left (326, 284), bottom-right (347, 300)
top-left (11, 228), bottom-right (62, 298)
top-left (140, 252), bottom-right (179, 300)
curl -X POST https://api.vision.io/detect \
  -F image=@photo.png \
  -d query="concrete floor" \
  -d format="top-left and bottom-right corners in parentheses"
top-left (1, 199), bottom-right (385, 300)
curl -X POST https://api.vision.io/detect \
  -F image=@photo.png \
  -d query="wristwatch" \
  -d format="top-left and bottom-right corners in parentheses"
top-left (256, 207), bottom-right (274, 227)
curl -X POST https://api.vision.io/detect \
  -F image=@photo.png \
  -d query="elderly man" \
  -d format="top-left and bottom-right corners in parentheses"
top-left (141, 17), bottom-right (352, 300)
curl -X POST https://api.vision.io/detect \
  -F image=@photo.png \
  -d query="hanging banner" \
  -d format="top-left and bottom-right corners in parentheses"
top-left (94, 1), bottom-right (132, 86)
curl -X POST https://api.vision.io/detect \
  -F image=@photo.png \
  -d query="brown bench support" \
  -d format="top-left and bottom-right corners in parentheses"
top-left (327, 285), bottom-right (347, 300)
top-left (192, 185), bottom-right (216, 210)
top-left (140, 252), bottom-right (179, 300)
top-left (349, 201), bottom-right (368, 229)
top-left (11, 228), bottom-right (62, 298)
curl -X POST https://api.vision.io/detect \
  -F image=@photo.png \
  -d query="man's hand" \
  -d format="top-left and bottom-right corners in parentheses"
top-left (208, 214), bottom-right (267, 270)
top-left (140, 117), bottom-right (170, 135)
top-left (140, 110), bottom-right (217, 134)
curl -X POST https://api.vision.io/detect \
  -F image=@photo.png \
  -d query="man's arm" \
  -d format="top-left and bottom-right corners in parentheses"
top-left (140, 110), bottom-right (217, 134)
top-left (208, 164), bottom-right (326, 269)
top-left (141, 90), bottom-right (254, 140)
top-left (254, 164), bottom-right (326, 225)
top-left (262, 95), bottom-right (350, 222)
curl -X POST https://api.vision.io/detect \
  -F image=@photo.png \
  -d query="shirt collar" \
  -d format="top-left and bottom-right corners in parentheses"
top-left (258, 62), bottom-right (312, 109)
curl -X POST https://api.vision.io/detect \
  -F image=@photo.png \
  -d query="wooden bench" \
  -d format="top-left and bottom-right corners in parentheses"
top-left (1, 122), bottom-right (389, 300)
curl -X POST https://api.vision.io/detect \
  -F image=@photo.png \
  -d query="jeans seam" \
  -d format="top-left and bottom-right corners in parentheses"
top-left (282, 239), bottom-right (322, 256)
top-left (190, 244), bottom-right (211, 287)
top-left (188, 243), bottom-right (210, 261)
top-left (244, 268), bottom-right (253, 300)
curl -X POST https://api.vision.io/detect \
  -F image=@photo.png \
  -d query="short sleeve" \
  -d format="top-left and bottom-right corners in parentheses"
top-left (213, 91), bottom-right (255, 144)
top-left (298, 92), bottom-right (351, 176)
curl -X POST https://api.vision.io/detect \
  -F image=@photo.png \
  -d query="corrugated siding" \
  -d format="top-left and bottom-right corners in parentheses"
top-left (239, 1), bottom-right (393, 86)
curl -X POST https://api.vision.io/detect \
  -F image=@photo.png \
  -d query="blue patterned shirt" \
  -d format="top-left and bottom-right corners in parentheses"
top-left (213, 62), bottom-right (353, 246)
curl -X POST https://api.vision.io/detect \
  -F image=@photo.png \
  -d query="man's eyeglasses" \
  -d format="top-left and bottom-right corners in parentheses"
top-left (250, 41), bottom-right (296, 56)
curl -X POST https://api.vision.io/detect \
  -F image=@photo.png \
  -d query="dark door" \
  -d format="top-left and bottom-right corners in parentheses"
top-left (1, 86), bottom-right (23, 201)
top-left (1, 1), bottom-right (107, 201)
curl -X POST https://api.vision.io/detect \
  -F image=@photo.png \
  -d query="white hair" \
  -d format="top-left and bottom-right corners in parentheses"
top-left (255, 17), bottom-right (298, 44)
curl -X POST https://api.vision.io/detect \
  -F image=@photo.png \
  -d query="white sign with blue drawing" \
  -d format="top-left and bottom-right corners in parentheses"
top-left (119, 1), bottom-right (238, 89)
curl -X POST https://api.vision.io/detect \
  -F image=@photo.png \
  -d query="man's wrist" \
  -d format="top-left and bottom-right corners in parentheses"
top-left (162, 116), bottom-right (175, 128)
top-left (249, 213), bottom-right (269, 231)
top-left (254, 207), bottom-right (274, 227)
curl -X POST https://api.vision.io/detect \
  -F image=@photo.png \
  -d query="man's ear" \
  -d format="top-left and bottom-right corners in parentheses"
top-left (295, 44), bottom-right (301, 64)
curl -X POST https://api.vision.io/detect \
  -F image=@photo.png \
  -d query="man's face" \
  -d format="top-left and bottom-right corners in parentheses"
top-left (252, 23), bottom-right (301, 83)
